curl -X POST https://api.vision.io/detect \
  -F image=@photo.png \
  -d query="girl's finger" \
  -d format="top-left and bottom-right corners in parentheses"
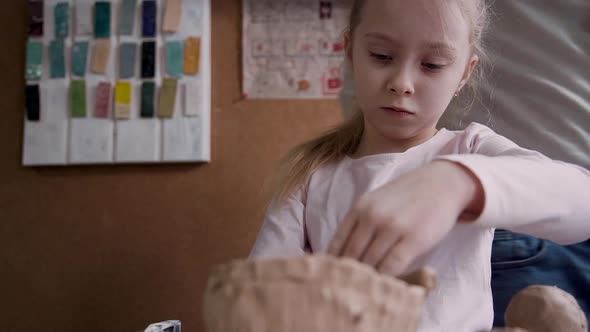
top-left (360, 227), bottom-right (400, 268)
top-left (327, 209), bottom-right (359, 256)
top-left (341, 216), bottom-right (377, 260)
top-left (377, 237), bottom-right (420, 277)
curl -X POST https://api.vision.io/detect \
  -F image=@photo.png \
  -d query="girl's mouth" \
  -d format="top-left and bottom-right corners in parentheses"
top-left (381, 107), bottom-right (415, 116)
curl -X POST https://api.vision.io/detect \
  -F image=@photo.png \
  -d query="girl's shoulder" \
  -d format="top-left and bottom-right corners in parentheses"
top-left (447, 122), bottom-right (545, 157)
top-left (451, 121), bottom-right (496, 136)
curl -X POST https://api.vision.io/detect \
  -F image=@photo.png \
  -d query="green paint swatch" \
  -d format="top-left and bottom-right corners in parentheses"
top-left (49, 39), bottom-right (65, 78)
top-left (70, 80), bottom-right (87, 117)
top-left (94, 1), bottom-right (111, 38)
top-left (26, 40), bottom-right (43, 80)
top-left (140, 81), bottom-right (155, 118)
top-left (166, 41), bottom-right (183, 78)
top-left (71, 41), bottom-right (89, 77)
top-left (54, 2), bottom-right (69, 38)
top-left (119, 0), bottom-right (136, 35)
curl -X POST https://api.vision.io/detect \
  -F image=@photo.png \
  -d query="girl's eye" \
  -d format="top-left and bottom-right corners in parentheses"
top-left (370, 52), bottom-right (392, 61)
top-left (423, 63), bottom-right (444, 71)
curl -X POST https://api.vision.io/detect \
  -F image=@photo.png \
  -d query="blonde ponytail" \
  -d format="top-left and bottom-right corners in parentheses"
top-left (273, 111), bottom-right (364, 203)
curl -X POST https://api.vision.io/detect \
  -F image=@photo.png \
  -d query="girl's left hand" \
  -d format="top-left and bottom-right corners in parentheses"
top-left (327, 161), bottom-right (484, 277)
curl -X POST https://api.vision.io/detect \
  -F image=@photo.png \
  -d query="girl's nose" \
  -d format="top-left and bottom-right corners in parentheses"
top-left (387, 67), bottom-right (415, 96)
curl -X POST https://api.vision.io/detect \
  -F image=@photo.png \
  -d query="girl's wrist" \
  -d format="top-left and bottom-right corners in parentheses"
top-left (430, 161), bottom-right (485, 221)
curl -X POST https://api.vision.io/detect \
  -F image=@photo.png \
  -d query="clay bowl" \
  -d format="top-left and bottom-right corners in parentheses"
top-left (203, 254), bottom-right (435, 332)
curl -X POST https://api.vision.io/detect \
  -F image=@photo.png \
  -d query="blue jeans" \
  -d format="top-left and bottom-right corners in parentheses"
top-left (491, 229), bottom-right (590, 329)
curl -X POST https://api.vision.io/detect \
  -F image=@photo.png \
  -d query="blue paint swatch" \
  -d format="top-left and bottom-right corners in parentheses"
top-left (142, 0), bottom-right (157, 37)
top-left (119, 43), bottom-right (137, 79)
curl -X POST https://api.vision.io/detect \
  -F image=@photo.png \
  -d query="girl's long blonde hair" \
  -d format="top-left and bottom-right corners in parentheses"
top-left (272, 0), bottom-right (490, 203)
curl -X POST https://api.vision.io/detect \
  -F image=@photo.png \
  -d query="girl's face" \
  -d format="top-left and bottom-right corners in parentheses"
top-left (347, 0), bottom-right (478, 149)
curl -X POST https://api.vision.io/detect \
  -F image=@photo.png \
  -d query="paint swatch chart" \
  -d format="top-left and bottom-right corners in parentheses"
top-left (23, 0), bottom-right (211, 166)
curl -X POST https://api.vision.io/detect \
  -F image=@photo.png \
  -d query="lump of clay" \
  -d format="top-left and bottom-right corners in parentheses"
top-left (505, 285), bottom-right (588, 332)
top-left (203, 254), bottom-right (435, 332)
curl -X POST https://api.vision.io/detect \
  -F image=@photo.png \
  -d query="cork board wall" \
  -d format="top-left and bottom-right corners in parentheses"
top-left (0, 0), bottom-right (343, 331)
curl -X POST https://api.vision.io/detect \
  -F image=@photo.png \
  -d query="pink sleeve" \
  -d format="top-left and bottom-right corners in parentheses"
top-left (250, 189), bottom-right (307, 258)
top-left (437, 123), bottom-right (590, 245)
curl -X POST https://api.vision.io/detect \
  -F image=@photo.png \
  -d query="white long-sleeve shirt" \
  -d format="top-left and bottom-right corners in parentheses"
top-left (250, 122), bottom-right (590, 332)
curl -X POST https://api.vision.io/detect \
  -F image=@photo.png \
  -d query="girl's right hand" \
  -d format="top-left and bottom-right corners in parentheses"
top-left (327, 161), bottom-right (483, 277)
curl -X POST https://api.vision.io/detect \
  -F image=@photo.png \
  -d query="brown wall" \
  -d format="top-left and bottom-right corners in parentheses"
top-left (0, 1), bottom-right (342, 331)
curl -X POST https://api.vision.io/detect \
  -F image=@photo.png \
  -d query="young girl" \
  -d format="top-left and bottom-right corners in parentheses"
top-left (251, 0), bottom-right (590, 331)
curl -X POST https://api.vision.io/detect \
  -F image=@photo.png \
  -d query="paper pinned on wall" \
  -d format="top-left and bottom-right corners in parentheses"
top-left (242, 0), bottom-right (353, 99)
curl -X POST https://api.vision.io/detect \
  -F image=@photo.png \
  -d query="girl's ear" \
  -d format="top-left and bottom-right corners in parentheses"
top-left (458, 54), bottom-right (479, 92)
top-left (344, 29), bottom-right (353, 62)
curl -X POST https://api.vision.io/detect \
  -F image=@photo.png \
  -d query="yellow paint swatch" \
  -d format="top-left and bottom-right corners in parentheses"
top-left (158, 78), bottom-right (177, 118)
top-left (115, 81), bottom-right (132, 119)
top-left (91, 39), bottom-right (111, 74)
top-left (184, 37), bottom-right (201, 75)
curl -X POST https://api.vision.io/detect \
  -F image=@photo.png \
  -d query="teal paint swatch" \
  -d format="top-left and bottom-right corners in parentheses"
top-left (119, 0), bottom-right (136, 35)
top-left (118, 42), bottom-right (137, 79)
top-left (166, 41), bottom-right (183, 78)
top-left (71, 41), bottom-right (89, 77)
top-left (26, 40), bottom-right (43, 80)
top-left (140, 81), bottom-right (156, 118)
top-left (49, 39), bottom-right (65, 78)
top-left (54, 2), bottom-right (69, 38)
top-left (94, 1), bottom-right (111, 38)
top-left (70, 80), bottom-right (87, 118)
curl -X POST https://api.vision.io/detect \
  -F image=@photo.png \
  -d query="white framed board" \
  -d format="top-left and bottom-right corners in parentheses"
top-left (23, 0), bottom-right (211, 166)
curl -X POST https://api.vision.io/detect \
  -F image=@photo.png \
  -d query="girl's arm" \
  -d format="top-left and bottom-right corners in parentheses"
top-left (328, 123), bottom-right (590, 276)
top-left (250, 189), bottom-right (307, 257)
top-left (438, 123), bottom-right (590, 245)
